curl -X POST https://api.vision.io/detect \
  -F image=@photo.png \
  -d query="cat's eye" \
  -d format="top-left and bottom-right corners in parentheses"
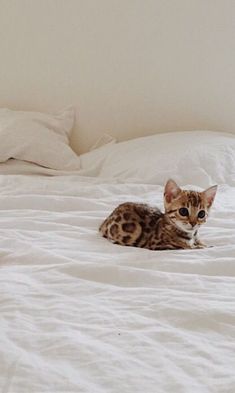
top-left (179, 207), bottom-right (189, 217)
top-left (198, 210), bottom-right (206, 219)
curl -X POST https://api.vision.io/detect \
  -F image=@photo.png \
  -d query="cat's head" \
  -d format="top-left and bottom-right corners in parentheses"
top-left (164, 179), bottom-right (217, 233)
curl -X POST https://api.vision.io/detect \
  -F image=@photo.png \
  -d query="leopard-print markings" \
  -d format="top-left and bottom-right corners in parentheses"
top-left (99, 202), bottom-right (163, 248)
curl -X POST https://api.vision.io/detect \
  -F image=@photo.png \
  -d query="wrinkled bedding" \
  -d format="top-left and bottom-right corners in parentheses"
top-left (0, 169), bottom-right (235, 393)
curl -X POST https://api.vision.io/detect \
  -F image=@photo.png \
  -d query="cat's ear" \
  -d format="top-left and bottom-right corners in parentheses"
top-left (203, 185), bottom-right (218, 208)
top-left (164, 179), bottom-right (181, 203)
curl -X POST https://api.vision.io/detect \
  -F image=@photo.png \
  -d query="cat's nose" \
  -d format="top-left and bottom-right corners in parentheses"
top-left (190, 222), bottom-right (197, 228)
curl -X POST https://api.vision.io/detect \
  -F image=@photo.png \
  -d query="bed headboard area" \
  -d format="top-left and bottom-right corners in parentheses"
top-left (0, 0), bottom-right (234, 154)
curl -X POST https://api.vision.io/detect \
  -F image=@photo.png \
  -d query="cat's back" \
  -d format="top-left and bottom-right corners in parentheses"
top-left (117, 202), bottom-right (162, 220)
top-left (99, 202), bottom-right (163, 246)
top-left (101, 202), bottom-right (162, 226)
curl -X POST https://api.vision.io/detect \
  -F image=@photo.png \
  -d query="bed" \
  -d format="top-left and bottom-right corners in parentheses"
top-left (0, 108), bottom-right (235, 393)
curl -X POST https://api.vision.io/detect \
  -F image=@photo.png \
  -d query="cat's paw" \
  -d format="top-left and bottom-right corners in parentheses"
top-left (195, 240), bottom-right (207, 248)
top-left (194, 241), bottom-right (207, 249)
top-left (195, 243), bottom-right (214, 249)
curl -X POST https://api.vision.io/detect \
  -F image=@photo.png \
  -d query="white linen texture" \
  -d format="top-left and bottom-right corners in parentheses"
top-left (0, 106), bottom-right (81, 170)
top-left (0, 169), bottom-right (234, 393)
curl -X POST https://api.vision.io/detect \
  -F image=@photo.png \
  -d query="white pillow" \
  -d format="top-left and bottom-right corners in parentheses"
top-left (0, 107), bottom-right (81, 170)
top-left (80, 131), bottom-right (235, 187)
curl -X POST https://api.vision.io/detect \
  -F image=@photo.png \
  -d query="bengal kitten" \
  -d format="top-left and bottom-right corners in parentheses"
top-left (99, 179), bottom-right (217, 250)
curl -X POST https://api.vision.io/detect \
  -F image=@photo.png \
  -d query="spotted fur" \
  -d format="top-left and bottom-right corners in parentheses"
top-left (99, 179), bottom-right (217, 250)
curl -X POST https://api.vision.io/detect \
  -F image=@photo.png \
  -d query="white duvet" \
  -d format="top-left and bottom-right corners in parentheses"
top-left (0, 168), bottom-right (235, 393)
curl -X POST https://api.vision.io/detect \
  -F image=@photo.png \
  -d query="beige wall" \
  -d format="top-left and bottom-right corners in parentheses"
top-left (0, 0), bottom-right (234, 153)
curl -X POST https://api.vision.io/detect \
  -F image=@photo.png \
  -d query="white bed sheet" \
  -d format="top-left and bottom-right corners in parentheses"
top-left (0, 171), bottom-right (235, 393)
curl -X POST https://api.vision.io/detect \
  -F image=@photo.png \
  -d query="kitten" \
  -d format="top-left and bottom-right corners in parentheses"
top-left (99, 179), bottom-right (217, 250)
